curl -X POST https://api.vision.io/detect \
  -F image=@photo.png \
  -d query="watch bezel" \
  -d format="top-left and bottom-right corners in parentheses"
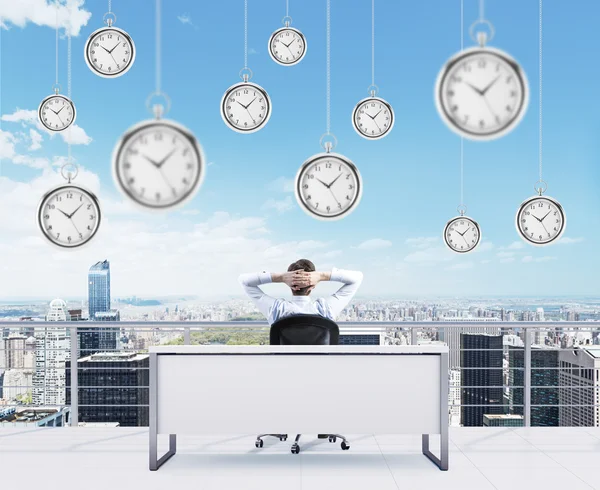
top-left (37, 94), bottom-right (77, 132)
top-left (268, 26), bottom-right (308, 66)
top-left (443, 215), bottom-right (482, 253)
top-left (220, 81), bottom-right (272, 133)
top-left (351, 95), bottom-right (395, 140)
top-left (515, 195), bottom-right (566, 246)
top-left (84, 25), bottom-right (136, 78)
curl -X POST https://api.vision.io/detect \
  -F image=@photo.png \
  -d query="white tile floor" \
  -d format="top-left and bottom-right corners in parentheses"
top-left (1, 427), bottom-right (600, 490)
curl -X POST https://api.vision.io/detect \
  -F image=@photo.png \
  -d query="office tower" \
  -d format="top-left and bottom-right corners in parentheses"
top-left (559, 347), bottom-right (600, 427)
top-left (461, 334), bottom-right (504, 427)
top-left (339, 326), bottom-right (383, 345)
top-left (509, 345), bottom-right (559, 426)
top-left (32, 326), bottom-right (71, 407)
top-left (449, 369), bottom-right (461, 427)
top-left (439, 321), bottom-right (501, 369)
top-left (89, 260), bottom-right (111, 319)
top-left (46, 299), bottom-right (71, 322)
top-left (483, 414), bottom-right (524, 427)
top-left (82, 260), bottom-right (118, 356)
top-left (66, 352), bottom-right (149, 427)
top-left (4, 335), bottom-right (27, 369)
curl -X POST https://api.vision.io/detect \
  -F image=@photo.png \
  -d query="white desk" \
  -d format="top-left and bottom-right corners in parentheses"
top-left (149, 345), bottom-right (449, 471)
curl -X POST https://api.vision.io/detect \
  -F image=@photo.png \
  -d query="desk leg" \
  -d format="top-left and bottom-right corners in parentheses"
top-left (422, 352), bottom-right (449, 471)
top-left (149, 352), bottom-right (177, 471)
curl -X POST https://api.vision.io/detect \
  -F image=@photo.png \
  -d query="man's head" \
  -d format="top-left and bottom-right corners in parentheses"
top-left (287, 259), bottom-right (315, 296)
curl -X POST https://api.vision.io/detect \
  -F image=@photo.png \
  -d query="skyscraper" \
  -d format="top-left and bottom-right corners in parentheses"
top-left (88, 260), bottom-right (111, 320)
top-left (66, 352), bottom-right (149, 427)
top-left (461, 333), bottom-right (504, 427)
top-left (509, 345), bottom-right (559, 426)
top-left (82, 260), bottom-right (118, 356)
top-left (559, 347), bottom-right (600, 427)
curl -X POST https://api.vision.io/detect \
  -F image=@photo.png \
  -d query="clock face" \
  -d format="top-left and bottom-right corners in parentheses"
top-left (352, 96), bottom-right (394, 139)
top-left (84, 26), bottom-right (135, 77)
top-left (295, 152), bottom-right (362, 220)
top-left (113, 120), bottom-right (205, 210)
top-left (38, 95), bottom-right (76, 132)
top-left (268, 27), bottom-right (307, 65)
top-left (221, 82), bottom-right (271, 133)
top-left (436, 46), bottom-right (528, 140)
top-left (443, 216), bottom-right (481, 253)
top-left (38, 185), bottom-right (101, 248)
top-left (516, 196), bottom-right (566, 246)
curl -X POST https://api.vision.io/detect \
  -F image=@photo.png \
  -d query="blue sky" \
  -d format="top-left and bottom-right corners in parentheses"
top-left (0, 0), bottom-right (598, 299)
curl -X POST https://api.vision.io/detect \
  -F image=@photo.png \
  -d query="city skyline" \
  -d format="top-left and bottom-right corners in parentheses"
top-left (0, 0), bottom-right (598, 299)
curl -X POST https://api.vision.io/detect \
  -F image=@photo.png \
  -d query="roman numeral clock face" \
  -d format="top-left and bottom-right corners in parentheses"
top-left (295, 153), bottom-right (362, 220)
top-left (113, 120), bottom-right (205, 210)
top-left (436, 46), bottom-right (529, 140)
top-left (85, 27), bottom-right (136, 77)
top-left (38, 185), bottom-right (101, 248)
top-left (268, 27), bottom-right (307, 65)
top-left (516, 196), bottom-right (566, 245)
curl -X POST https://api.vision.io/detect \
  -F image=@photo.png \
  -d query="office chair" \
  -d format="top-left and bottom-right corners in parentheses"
top-left (255, 314), bottom-right (350, 454)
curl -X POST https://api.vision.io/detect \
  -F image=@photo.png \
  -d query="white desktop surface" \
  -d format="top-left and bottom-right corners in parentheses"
top-left (149, 344), bottom-right (448, 355)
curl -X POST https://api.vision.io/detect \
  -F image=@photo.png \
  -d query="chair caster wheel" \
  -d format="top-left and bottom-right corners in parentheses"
top-left (291, 444), bottom-right (300, 454)
top-left (341, 442), bottom-right (350, 450)
top-left (280, 435), bottom-right (288, 441)
top-left (255, 440), bottom-right (264, 448)
top-left (328, 436), bottom-right (336, 443)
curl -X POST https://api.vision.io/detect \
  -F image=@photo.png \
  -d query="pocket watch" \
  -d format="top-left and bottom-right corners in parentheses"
top-left (352, 92), bottom-right (394, 140)
top-left (37, 166), bottom-right (101, 248)
top-left (112, 105), bottom-right (205, 210)
top-left (295, 147), bottom-right (362, 221)
top-left (38, 92), bottom-right (76, 132)
top-left (435, 32), bottom-right (528, 141)
top-left (268, 17), bottom-right (307, 66)
top-left (516, 189), bottom-right (566, 246)
top-left (221, 77), bottom-right (272, 133)
top-left (84, 14), bottom-right (135, 78)
top-left (443, 213), bottom-right (481, 253)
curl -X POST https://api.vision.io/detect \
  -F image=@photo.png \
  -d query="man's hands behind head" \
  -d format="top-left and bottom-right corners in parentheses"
top-left (282, 270), bottom-right (321, 291)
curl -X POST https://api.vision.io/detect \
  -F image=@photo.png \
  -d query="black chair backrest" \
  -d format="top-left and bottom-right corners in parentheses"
top-left (270, 315), bottom-right (340, 346)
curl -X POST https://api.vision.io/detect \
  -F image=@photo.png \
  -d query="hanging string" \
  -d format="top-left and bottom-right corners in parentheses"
top-left (479, 0), bottom-right (485, 21)
top-left (371, 0), bottom-right (375, 88)
top-left (155, 0), bottom-right (161, 93)
top-left (108, 0), bottom-right (112, 13)
top-left (326, 0), bottom-right (331, 134)
top-left (0, 14), bottom-right (3, 181)
top-left (55, 2), bottom-right (59, 87)
top-left (244, 0), bottom-right (248, 70)
top-left (460, 0), bottom-right (464, 207)
top-left (538, 0), bottom-right (543, 183)
top-left (286, 0), bottom-right (289, 18)
top-left (67, 19), bottom-right (72, 166)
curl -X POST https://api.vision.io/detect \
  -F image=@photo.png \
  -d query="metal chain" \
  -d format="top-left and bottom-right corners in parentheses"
top-left (460, 0), bottom-right (464, 207)
top-left (108, 0), bottom-right (112, 13)
top-left (371, 0), bottom-right (375, 87)
top-left (156, 0), bottom-right (161, 93)
top-left (538, 0), bottom-right (543, 182)
top-left (0, 14), bottom-right (2, 180)
top-left (286, 0), bottom-right (289, 18)
top-left (479, 0), bottom-right (485, 21)
top-left (244, 0), bottom-right (248, 69)
top-left (67, 19), bottom-right (72, 166)
top-left (326, 0), bottom-right (331, 134)
top-left (55, 2), bottom-right (59, 86)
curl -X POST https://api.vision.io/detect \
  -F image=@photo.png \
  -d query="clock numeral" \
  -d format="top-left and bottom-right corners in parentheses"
top-left (89, 215), bottom-right (95, 220)
top-left (306, 195), bottom-right (312, 200)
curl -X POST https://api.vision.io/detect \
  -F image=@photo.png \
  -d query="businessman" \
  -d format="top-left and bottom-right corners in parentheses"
top-left (238, 259), bottom-right (363, 325)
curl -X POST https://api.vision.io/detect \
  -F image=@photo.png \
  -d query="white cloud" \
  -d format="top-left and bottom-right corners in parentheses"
top-left (177, 13), bottom-right (197, 29)
top-left (405, 237), bottom-right (438, 249)
top-left (0, 130), bottom-right (16, 159)
top-left (497, 251), bottom-right (515, 259)
top-left (500, 257), bottom-right (515, 264)
top-left (297, 240), bottom-right (330, 252)
top-left (60, 124), bottom-right (92, 145)
top-left (356, 238), bottom-right (392, 251)
top-left (404, 246), bottom-right (453, 265)
top-left (522, 255), bottom-right (557, 263)
top-left (507, 241), bottom-right (524, 250)
top-left (267, 177), bottom-right (294, 193)
top-left (11, 154), bottom-right (49, 169)
top-left (29, 129), bottom-right (43, 151)
top-left (557, 237), bottom-right (584, 245)
top-left (1, 109), bottom-right (37, 124)
top-left (446, 262), bottom-right (474, 271)
top-left (480, 260), bottom-right (491, 264)
top-left (0, 0), bottom-right (91, 36)
top-left (262, 196), bottom-right (293, 214)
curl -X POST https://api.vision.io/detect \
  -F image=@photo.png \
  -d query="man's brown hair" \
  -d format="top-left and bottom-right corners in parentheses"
top-left (287, 259), bottom-right (315, 296)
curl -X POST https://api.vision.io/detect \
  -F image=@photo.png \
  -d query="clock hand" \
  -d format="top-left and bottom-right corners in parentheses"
top-left (67, 204), bottom-right (84, 219)
top-left (327, 173), bottom-right (343, 188)
top-left (458, 227), bottom-right (471, 236)
top-left (236, 101), bottom-right (247, 109)
top-left (530, 213), bottom-right (542, 222)
top-left (245, 97), bottom-right (257, 109)
top-left (481, 95), bottom-right (499, 120)
top-left (157, 167), bottom-right (176, 194)
top-left (481, 75), bottom-right (501, 95)
top-left (315, 178), bottom-right (329, 188)
top-left (56, 208), bottom-right (70, 219)
top-left (245, 107), bottom-right (256, 124)
top-left (540, 210), bottom-right (552, 222)
top-left (156, 149), bottom-right (178, 168)
top-left (540, 220), bottom-right (551, 236)
top-left (284, 39), bottom-right (297, 48)
top-left (107, 43), bottom-right (120, 54)
top-left (141, 154), bottom-right (161, 168)
top-left (464, 81), bottom-right (484, 96)
top-left (100, 45), bottom-right (111, 53)
top-left (372, 109), bottom-right (383, 119)
top-left (328, 187), bottom-right (341, 207)
top-left (68, 219), bottom-right (83, 238)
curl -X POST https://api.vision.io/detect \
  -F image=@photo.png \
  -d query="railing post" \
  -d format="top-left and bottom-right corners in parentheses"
top-left (411, 327), bottom-right (418, 346)
top-left (69, 324), bottom-right (79, 427)
top-left (183, 327), bottom-right (191, 346)
top-left (524, 327), bottom-right (531, 427)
